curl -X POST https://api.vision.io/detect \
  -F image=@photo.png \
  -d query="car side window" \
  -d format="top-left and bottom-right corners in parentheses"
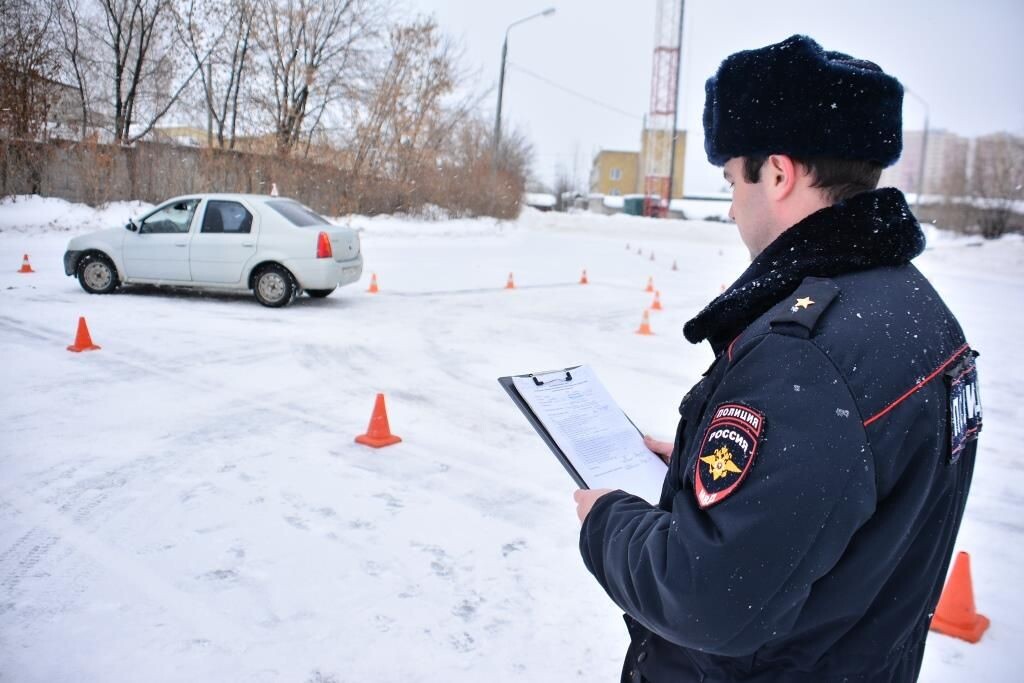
top-left (140, 199), bottom-right (199, 234)
top-left (202, 201), bottom-right (253, 234)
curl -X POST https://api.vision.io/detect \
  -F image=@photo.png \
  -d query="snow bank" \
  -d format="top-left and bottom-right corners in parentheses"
top-left (0, 195), bottom-right (152, 234)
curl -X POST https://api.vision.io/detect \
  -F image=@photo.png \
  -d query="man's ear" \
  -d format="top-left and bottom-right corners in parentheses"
top-left (765, 154), bottom-right (798, 201)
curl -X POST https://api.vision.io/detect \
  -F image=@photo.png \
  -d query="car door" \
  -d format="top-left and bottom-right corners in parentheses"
top-left (189, 199), bottom-right (260, 284)
top-left (122, 198), bottom-right (199, 281)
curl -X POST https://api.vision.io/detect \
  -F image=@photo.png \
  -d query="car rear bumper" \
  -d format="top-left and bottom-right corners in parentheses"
top-left (288, 255), bottom-right (363, 290)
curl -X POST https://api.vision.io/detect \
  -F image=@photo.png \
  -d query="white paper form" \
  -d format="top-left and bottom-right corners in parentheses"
top-left (512, 365), bottom-right (667, 505)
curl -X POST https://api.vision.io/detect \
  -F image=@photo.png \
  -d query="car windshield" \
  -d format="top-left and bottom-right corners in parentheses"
top-left (139, 198), bottom-right (200, 234)
top-left (266, 200), bottom-right (330, 227)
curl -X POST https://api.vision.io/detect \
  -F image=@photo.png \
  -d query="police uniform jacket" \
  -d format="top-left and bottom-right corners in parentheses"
top-left (579, 188), bottom-right (982, 682)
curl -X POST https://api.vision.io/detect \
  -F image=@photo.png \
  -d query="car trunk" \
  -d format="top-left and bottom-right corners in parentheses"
top-left (324, 227), bottom-right (359, 262)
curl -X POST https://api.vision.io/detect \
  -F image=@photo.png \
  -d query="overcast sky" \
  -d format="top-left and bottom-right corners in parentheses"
top-left (406, 0), bottom-right (1024, 195)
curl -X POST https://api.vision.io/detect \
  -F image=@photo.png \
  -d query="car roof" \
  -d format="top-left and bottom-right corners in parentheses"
top-left (164, 193), bottom-right (294, 202)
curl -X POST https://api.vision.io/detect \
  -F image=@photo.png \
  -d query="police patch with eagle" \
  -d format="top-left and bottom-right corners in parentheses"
top-left (694, 403), bottom-right (766, 509)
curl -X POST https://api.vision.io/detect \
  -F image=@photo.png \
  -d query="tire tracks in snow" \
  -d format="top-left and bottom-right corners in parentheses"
top-left (0, 313), bottom-right (558, 527)
top-left (0, 486), bottom-right (264, 656)
top-left (382, 280), bottom-right (674, 298)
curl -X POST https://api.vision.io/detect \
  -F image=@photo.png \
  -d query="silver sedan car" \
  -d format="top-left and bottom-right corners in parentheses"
top-left (63, 193), bottom-right (363, 307)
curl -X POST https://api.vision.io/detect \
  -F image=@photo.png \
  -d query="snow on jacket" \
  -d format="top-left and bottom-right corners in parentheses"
top-left (580, 188), bottom-right (982, 683)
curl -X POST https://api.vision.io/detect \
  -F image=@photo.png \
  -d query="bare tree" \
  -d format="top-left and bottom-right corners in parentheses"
top-left (0, 0), bottom-right (60, 139)
top-left (970, 133), bottom-right (1024, 238)
top-left (350, 17), bottom-right (462, 182)
top-left (254, 0), bottom-right (379, 156)
top-left (7, 0), bottom-right (532, 219)
top-left (552, 163), bottom-right (574, 212)
top-left (442, 117), bottom-right (531, 218)
top-left (54, 0), bottom-right (93, 139)
top-left (89, 0), bottom-right (209, 144)
top-left (493, 124), bottom-right (533, 192)
top-left (181, 0), bottom-right (254, 149)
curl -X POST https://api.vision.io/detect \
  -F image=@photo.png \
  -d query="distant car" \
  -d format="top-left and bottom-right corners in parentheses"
top-left (63, 194), bottom-right (363, 307)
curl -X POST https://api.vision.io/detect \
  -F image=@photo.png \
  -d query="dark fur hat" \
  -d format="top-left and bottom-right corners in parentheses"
top-left (703, 35), bottom-right (904, 167)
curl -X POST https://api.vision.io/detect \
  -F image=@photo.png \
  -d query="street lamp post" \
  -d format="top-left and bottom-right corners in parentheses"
top-left (905, 88), bottom-right (930, 212)
top-left (493, 8), bottom-right (556, 158)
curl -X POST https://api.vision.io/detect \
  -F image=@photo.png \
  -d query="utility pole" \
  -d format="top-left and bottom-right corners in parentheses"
top-left (492, 8), bottom-right (556, 162)
top-left (494, 39), bottom-right (508, 153)
top-left (905, 88), bottom-right (930, 211)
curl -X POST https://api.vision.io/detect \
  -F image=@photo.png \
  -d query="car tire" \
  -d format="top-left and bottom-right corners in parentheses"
top-left (253, 264), bottom-right (296, 308)
top-left (77, 253), bottom-right (119, 294)
top-left (306, 288), bottom-right (335, 298)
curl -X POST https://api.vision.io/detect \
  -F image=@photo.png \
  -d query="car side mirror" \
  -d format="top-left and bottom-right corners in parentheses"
top-left (125, 220), bottom-right (138, 232)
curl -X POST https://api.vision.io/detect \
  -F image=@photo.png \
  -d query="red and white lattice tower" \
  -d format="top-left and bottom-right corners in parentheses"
top-left (643, 0), bottom-right (684, 218)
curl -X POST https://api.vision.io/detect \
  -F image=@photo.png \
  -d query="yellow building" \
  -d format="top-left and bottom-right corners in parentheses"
top-left (591, 130), bottom-right (686, 198)
top-left (590, 150), bottom-right (640, 196)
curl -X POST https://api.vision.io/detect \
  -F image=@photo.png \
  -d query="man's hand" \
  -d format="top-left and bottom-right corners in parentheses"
top-left (644, 434), bottom-right (674, 465)
top-left (574, 488), bottom-right (613, 523)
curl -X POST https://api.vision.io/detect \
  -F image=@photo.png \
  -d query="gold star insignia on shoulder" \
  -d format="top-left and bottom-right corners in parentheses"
top-left (700, 446), bottom-right (743, 481)
top-left (794, 296), bottom-right (815, 309)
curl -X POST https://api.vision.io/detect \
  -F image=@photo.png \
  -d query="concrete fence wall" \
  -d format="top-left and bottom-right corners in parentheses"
top-left (0, 139), bottom-right (358, 215)
top-left (0, 139), bottom-right (522, 219)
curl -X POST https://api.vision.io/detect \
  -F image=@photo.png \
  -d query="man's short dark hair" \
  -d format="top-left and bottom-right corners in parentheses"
top-left (742, 156), bottom-right (884, 203)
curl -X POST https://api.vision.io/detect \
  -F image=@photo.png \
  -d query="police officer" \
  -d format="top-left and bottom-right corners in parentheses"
top-left (573, 35), bottom-right (982, 682)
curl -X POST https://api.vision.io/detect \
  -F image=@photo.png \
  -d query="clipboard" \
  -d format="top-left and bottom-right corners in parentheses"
top-left (498, 366), bottom-right (650, 491)
top-left (499, 366), bottom-right (589, 488)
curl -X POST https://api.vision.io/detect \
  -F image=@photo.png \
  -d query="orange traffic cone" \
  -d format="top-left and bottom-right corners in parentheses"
top-left (67, 317), bottom-right (100, 352)
top-left (650, 290), bottom-right (663, 311)
top-left (636, 310), bottom-right (654, 335)
top-left (672, 260), bottom-right (678, 271)
top-left (644, 276), bottom-right (654, 293)
top-left (367, 273), bottom-right (379, 293)
top-left (505, 272), bottom-right (516, 289)
top-left (930, 552), bottom-right (990, 643)
top-left (355, 393), bottom-right (402, 448)
top-left (579, 269), bottom-right (589, 285)
top-left (17, 254), bottom-right (35, 273)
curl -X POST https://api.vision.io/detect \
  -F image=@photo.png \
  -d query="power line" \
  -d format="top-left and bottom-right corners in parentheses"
top-left (506, 61), bottom-right (643, 121)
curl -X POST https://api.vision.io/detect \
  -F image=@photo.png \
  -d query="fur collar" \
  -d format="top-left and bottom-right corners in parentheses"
top-left (683, 188), bottom-right (925, 352)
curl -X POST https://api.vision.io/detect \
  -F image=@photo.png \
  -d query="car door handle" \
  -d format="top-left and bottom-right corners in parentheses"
top-left (241, 242), bottom-right (255, 247)
top-left (175, 243), bottom-right (187, 247)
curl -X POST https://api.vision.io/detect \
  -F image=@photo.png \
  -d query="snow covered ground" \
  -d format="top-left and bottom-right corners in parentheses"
top-left (0, 195), bottom-right (1021, 682)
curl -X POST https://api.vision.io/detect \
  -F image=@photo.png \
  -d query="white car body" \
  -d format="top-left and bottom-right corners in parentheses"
top-left (64, 193), bottom-right (363, 305)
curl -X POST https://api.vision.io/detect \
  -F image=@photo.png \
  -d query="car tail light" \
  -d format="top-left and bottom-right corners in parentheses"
top-left (316, 231), bottom-right (333, 259)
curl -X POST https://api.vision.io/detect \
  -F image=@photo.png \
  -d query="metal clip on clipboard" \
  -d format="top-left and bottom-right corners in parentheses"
top-left (530, 368), bottom-right (574, 386)
top-left (497, 365), bottom-right (667, 502)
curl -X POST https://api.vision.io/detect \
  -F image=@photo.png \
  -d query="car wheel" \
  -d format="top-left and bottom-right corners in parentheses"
top-left (253, 264), bottom-right (296, 307)
top-left (306, 288), bottom-right (335, 298)
top-left (77, 253), bottom-right (119, 294)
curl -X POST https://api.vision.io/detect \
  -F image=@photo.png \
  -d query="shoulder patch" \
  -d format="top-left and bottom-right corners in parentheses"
top-left (769, 277), bottom-right (840, 338)
top-left (946, 349), bottom-right (982, 464)
top-left (694, 403), bottom-right (765, 509)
